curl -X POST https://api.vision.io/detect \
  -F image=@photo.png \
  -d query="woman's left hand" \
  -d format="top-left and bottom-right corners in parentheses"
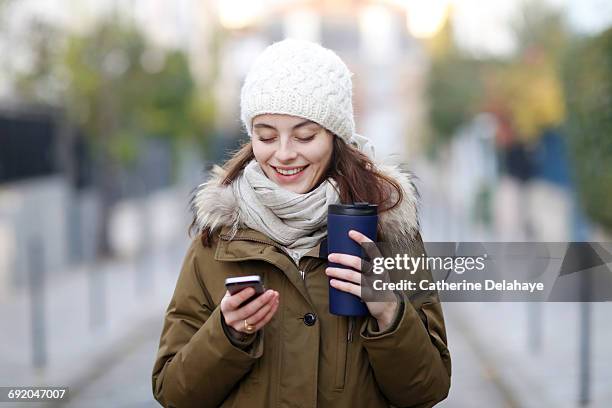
top-left (326, 230), bottom-right (399, 332)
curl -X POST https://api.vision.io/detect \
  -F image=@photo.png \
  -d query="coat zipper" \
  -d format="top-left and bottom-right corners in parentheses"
top-left (335, 316), bottom-right (351, 389)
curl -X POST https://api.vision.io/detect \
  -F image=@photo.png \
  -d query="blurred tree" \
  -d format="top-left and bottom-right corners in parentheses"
top-left (562, 28), bottom-right (612, 233)
top-left (0, 0), bottom-right (14, 62)
top-left (426, 0), bottom-right (569, 148)
top-left (425, 10), bottom-right (485, 150)
top-left (60, 19), bottom-right (212, 256)
top-left (488, 51), bottom-right (565, 144)
top-left (13, 16), bottom-right (215, 256)
top-left (427, 56), bottom-right (484, 146)
top-left (13, 19), bottom-right (64, 104)
top-left (2, 2), bottom-right (64, 102)
top-left (510, 0), bottom-right (568, 61)
top-left (500, 0), bottom-right (567, 143)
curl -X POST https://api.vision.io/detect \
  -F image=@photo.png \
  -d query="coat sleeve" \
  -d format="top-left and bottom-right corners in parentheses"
top-left (360, 232), bottom-right (452, 408)
top-left (152, 239), bottom-right (263, 408)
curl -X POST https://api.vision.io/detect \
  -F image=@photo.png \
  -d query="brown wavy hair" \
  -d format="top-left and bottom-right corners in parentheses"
top-left (189, 135), bottom-right (404, 247)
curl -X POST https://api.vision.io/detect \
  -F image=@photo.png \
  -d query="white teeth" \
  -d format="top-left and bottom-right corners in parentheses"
top-left (276, 167), bottom-right (305, 176)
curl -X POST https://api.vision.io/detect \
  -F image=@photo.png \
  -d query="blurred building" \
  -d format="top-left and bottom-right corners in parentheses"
top-left (213, 0), bottom-right (430, 162)
top-left (0, 106), bottom-right (77, 297)
top-left (0, 0), bottom-right (210, 298)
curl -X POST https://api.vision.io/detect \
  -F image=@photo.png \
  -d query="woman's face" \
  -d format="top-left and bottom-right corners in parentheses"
top-left (251, 114), bottom-right (334, 194)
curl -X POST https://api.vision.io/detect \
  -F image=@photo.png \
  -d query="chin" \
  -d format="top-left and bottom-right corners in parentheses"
top-left (287, 184), bottom-right (308, 194)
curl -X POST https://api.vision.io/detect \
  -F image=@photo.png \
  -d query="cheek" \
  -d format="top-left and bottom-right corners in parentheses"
top-left (305, 138), bottom-right (333, 165)
top-left (308, 142), bottom-right (333, 170)
top-left (252, 140), bottom-right (271, 162)
top-left (321, 149), bottom-right (333, 169)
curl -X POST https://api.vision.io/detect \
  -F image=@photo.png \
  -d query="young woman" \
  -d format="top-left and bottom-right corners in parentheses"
top-left (152, 39), bottom-right (451, 408)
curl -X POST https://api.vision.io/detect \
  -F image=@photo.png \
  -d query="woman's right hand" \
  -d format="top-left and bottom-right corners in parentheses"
top-left (220, 288), bottom-right (280, 336)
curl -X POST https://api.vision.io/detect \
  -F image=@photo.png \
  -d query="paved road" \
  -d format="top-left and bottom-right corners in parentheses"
top-left (439, 307), bottom-right (516, 408)
top-left (63, 321), bottom-right (163, 408)
top-left (61, 308), bottom-right (513, 408)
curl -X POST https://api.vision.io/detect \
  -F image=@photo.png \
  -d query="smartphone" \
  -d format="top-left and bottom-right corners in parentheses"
top-left (225, 275), bottom-right (265, 306)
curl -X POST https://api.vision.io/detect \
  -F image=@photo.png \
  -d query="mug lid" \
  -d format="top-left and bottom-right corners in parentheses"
top-left (328, 202), bottom-right (378, 216)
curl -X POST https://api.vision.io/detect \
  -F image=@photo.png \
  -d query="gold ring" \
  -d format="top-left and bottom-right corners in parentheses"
top-left (244, 319), bottom-right (255, 333)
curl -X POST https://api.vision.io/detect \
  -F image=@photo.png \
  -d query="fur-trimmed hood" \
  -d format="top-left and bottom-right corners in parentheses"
top-left (190, 163), bottom-right (421, 249)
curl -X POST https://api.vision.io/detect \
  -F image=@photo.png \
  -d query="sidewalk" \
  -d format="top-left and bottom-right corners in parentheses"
top-left (445, 302), bottom-right (612, 408)
top-left (62, 334), bottom-right (163, 408)
top-left (414, 156), bottom-right (612, 407)
top-left (0, 240), bottom-right (188, 407)
top-left (438, 304), bottom-right (518, 408)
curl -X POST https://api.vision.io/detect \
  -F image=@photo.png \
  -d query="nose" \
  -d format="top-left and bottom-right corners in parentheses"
top-left (275, 139), bottom-right (298, 162)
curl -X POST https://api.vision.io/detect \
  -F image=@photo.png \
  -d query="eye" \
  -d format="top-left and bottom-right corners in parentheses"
top-left (297, 135), bottom-right (316, 142)
top-left (258, 136), bottom-right (276, 143)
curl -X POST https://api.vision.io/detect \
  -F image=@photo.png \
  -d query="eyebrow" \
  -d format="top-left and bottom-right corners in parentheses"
top-left (253, 120), bottom-right (320, 131)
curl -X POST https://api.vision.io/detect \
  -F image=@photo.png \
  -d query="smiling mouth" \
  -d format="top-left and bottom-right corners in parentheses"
top-left (271, 165), bottom-right (309, 176)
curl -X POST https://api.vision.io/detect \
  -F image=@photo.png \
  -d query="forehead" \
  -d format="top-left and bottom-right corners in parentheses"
top-left (252, 114), bottom-right (321, 129)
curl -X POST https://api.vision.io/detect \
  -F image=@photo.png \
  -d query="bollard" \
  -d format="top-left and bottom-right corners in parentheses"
top-left (570, 193), bottom-right (592, 406)
top-left (135, 196), bottom-right (153, 296)
top-left (88, 260), bottom-right (106, 329)
top-left (527, 302), bottom-right (542, 353)
top-left (28, 237), bottom-right (46, 369)
top-left (579, 301), bottom-right (591, 406)
top-left (573, 242), bottom-right (594, 406)
top-left (578, 247), bottom-right (592, 407)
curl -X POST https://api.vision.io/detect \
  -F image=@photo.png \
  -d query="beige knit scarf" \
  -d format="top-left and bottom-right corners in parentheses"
top-left (232, 160), bottom-right (340, 250)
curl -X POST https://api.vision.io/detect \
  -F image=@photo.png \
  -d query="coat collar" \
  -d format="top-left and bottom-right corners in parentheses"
top-left (214, 224), bottom-right (328, 261)
top-left (190, 162), bottom-right (421, 255)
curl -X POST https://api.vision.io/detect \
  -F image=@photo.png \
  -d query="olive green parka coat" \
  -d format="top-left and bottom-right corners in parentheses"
top-left (152, 164), bottom-right (451, 408)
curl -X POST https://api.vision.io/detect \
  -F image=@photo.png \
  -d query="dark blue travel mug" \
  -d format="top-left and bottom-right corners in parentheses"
top-left (328, 202), bottom-right (378, 316)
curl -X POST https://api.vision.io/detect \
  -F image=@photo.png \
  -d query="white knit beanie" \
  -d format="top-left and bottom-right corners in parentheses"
top-left (240, 39), bottom-right (375, 158)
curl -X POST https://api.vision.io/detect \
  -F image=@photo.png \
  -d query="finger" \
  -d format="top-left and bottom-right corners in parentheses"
top-left (221, 290), bottom-right (232, 306)
top-left (228, 300), bottom-right (272, 333)
top-left (229, 320), bottom-right (247, 333)
top-left (328, 252), bottom-right (362, 270)
top-left (325, 267), bottom-right (361, 285)
top-left (234, 296), bottom-right (279, 333)
top-left (253, 298), bottom-right (280, 330)
top-left (220, 291), bottom-right (230, 311)
top-left (225, 287), bottom-right (256, 311)
top-left (247, 295), bottom-right (278, 326)
top-left (361, 259), bottom-right (376, 276)
top-left (233, 290), bottom-right (277, 321)
top-left (349, 230), bottom-right (382, 260)
top-left (330, 278), bottom-right (361, 298)
top-left (348, 229), bottom-right (373, 244)
top-left (220, 291), bottom-right (233, 315)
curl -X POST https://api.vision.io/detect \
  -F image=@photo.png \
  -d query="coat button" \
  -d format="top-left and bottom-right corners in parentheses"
top-left (303, 313), bottom-right (317, 326)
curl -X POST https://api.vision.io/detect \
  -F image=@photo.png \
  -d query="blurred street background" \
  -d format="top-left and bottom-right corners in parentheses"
top-left (0, 0), bottom-right (611, 407)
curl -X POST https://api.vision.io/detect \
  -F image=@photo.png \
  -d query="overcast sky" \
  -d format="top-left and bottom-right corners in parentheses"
top-left (450, 0), bottom-right (612, 56)
top-left (3, 0), bottom-right (612, 58)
